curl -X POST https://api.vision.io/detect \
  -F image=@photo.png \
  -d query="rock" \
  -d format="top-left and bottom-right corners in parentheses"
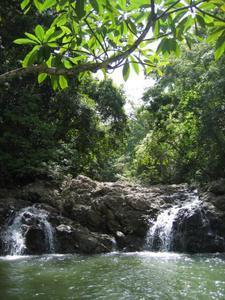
top-left (171, 206), bottom-right (225, 253)
top-left (207, 179), bottom-right (225, 195)
top-left (25, 227), bottom-right (46, 255)
top-left (1, 176), bottom-right (225, 255)
top-left (56, 223), bottom-right (115, 254)
top-left (56, 224), bottom-right (72, 233)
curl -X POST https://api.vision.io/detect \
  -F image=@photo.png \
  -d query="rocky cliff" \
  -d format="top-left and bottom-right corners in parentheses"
top-left (0, 175), bottom-right (225, 255)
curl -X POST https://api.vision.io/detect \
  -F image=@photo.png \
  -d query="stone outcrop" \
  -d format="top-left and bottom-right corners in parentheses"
top-left (171, 204), bottom-right (225, 253)
top-left (0, 175), bottom-right (225, 255)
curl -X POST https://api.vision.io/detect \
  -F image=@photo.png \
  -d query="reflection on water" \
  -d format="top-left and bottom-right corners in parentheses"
top-left (0, 252), bottom-right (225, 300)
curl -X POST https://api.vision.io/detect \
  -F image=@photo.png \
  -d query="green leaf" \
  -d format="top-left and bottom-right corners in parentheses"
top-left (199, 2), bottom-right (217, 10)
top-left (33, 0), bottom-right (42, 12)
top-left (21, 0), bottom-right (30, 10)
top-left (75, 0), bottom-right (86, 20)
top-left (153, 20), bottom-right (159, 37)
top-left (178, 16), bottom-right (193, 33)
top-left (50, 75), bottom-right (59, 91)
top-left (156, 67), bottom-right (163, 76)
top-left (196, 15), bottom-right (205, 28)
top-left (63, 59), bottom-right (73, 69)
top-left (47, 42), bottom-right (58, 48)
top-left (118, 0), bottom-right (126, 9)
top-left (206, 28), bottom-right (224, 43)
top-left (61, 25), bottom-right (71, 34)
top-left (90, 0), bottom-right (100, 13)
top-left (157, 38), bottom-right (178, 55)
top-left (185, 36), bottom-right (192, 49)
top-left (157, 38), bottom-right (166, 54)
top-left (59, 75), bottom-right (68, 89)
top-left (122, 59), bottom-right (130, 81)
top-left (80, 95), bottom-right (96, 109)
top-left (43, 27), bottom-right (55, 42)
top-left (35, 25), bottom-right (45, 42)
top-left (51, 13), bottom-right (67, 27)
top-left (25, 32), bottom-right (41, 43)
top-left (128, 20), bottom-right (137, 35)
top-left (215, 34), bottom-right (225, 60)
top-left (131, 60), bottom-right (140, 74)
top-left (14, 38), bottom-right (37, 45)
top-left (174, 40), bottom-right (180, 57)
top-left (42, 0), bottom-right (56, 11)
top-left (22, 45), bottom-right (40, 67)
top-left (45, 29), bottom-right (64, 43)
top-left (38, 73), bottom-right (48, 84)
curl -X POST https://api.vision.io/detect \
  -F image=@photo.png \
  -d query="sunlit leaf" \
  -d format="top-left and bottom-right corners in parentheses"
top-left (14, 38), bottom-right (37, 45)
top-left (122, 59), bottom-right (130, 81)
top-left (42, 0), bottom-right (56, 11)
top-left (131, 59), bottom-right (140, 74)
top-left (35, 25), bottom-right (45, 42)
top-left (59, 75), bottom-right (68, 89)
top-left (22, 45), bottom-right (40, 67)
top-left (38, 73), bottom-right (48, 83)
top-left (33, 0), bottom-right (42, 12)
top-left (21, 0), bottom-right (30, 10)
top-left (206, 28), bottom-right (224, 43)
top-left (25, 32), bottom-right (40, 43)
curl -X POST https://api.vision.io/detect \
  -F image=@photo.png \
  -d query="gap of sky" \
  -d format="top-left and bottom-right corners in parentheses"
top-left (97, 68), bottom-right (155, 114)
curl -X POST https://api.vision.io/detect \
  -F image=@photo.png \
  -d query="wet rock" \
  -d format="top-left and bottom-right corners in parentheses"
top-left (56, 223), bottom-right (115, 254)
top-left (171, 207), bottom-right (225, 253)
top-left (25, 227), bottom-right (46, 255)
top-left (1, 176), bottom-right (225, 255)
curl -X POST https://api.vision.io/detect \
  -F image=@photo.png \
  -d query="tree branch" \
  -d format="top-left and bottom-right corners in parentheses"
top-left (84, 19), bottom-right (108, 58)
top-left (0, 0), bottom-right (221, 83)
top-left (0, 1), bottom-right (155, 82)
top-left (195, 6), bottom-right (225, 23)
top-left (157, 0), bottom-right (207, 21)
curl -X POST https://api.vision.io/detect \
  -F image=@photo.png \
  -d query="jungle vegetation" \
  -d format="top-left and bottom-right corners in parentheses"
top-left (0, 0), bottom-right (225, 186)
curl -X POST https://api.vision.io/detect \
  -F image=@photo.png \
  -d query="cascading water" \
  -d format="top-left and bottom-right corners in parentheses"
top-left (3, 206), bottom-right (55, 255)
top-left (145, 190), bottom-right (209, 251)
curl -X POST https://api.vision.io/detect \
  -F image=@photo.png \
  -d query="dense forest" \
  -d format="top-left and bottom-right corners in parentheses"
top-left (0, 0), bottom-right (225, 186)
top-left (124, 43), bottom-right (225, 184)
top-left (0, 0), bottom-right (128, 185)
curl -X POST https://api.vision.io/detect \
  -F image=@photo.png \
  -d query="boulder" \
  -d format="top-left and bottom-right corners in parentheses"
top-left (55, 223), bottom-right (115, 254)
top-left (207, 179), bottom-right (225, 196)
top-left (171, 206), bottom-right (225, 253)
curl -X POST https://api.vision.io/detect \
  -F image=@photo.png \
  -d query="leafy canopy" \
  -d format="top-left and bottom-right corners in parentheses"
top-left (1, 0), bottom-right (225, 87)
top-left (124, 43), bottom-right (225, 184)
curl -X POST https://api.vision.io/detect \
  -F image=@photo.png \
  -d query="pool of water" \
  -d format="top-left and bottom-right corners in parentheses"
top-left (0, 252), bottom-right (225, 299)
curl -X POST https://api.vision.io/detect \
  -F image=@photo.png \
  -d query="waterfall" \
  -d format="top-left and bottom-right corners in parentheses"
top-left (3, 206), bottom-right (55, 255)
top-left (145, 190), bottom-right (206, 251)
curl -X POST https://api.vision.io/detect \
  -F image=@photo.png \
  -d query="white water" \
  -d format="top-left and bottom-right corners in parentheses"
top-left (3, 207), bottom-right (55, 255)
top-left (146, 190), bottom-right (202, 251)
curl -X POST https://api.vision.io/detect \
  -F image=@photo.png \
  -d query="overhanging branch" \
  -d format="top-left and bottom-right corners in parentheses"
top-left (0, 1), bottom-right (155, 83)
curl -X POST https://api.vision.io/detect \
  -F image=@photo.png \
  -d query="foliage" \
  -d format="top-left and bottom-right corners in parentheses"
top-left (0, 76), bottom-right (127, 185)
top-left (124, 43), bottom-right (225, 184)
top-left (0, 0), bottom-right (225, 85)
top-left (1, 1), bottom-right (225, 187)
top-left (0, 0), bottom-right (128, 186)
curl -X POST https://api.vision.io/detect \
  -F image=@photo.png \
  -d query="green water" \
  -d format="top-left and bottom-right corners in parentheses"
top-left (0, 252), bottom-right (225, 300)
